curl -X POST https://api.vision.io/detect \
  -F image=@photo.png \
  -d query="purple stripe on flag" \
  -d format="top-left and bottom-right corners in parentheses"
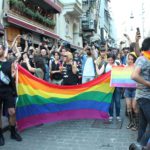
top-left (110, 83), bottom-right (136, 88)
top-left (17, 109), bottom-right (108, 131)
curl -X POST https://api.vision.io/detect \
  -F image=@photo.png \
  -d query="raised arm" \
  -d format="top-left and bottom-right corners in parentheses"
top-left (72, 62), bottom-right (78, 74)
top-left (4, 40), bottom-right (9, 58)
top-left (95, 63), bottom-right (105, 76)
top-left (134, 30), bottom-right (141, 57)
top-left (24, 40), bottom-right (28, 52)
top-left (24, 57), bottom-right (35, 73)
top-left (124, 34), bottom-right (132, 45)
top-left (10, 34), bottom-right (21, 49)
top-left (14, 41), bottom-right (21, 60)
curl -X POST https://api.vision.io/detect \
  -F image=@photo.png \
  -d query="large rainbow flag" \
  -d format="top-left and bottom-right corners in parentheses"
top-left (16, 66), bottom-right (114, 131)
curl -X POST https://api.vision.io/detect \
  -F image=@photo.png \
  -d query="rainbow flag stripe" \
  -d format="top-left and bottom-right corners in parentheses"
top-left (142, 51), bottom-right (150, 60)
top-left (16, 66), bottom-right (114, 131)
top-left (110, 66), bottom-right (136, 88)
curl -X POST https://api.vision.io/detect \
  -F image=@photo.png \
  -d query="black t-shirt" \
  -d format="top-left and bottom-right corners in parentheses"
top-left (42, 56), bottom-right (49, 65)
top-left (51, 61), bottom-right (62, 80)
top-left (62, 63), bottom-right (78, 85)
top-left (0, 61), bottom-right (17, 96)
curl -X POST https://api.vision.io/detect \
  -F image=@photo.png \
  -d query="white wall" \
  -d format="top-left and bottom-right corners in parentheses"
top-left (0, 0), bottom-right (3, 23)
top-left (56, 0), bottom-right (83, 47)
top-left (60, 0), bottom-right (82, 4)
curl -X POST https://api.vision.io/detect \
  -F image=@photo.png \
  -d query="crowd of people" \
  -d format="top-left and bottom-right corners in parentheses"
top-left (0, 29), bottom-right (150, 150)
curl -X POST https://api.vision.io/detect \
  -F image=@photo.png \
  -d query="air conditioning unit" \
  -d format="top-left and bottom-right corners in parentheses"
top-left (82, 0), bottom-right (88, 5)
top-left (89, 19), bottom-right (94, 30)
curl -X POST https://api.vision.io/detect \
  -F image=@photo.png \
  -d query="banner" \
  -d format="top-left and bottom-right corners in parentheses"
top-left (16, 66), bottom-right (114, 131)
top-left (110, 65), bottom-right (136, 88)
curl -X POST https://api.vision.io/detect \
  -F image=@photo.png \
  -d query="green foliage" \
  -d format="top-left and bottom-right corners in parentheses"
top-left (17, 1), bottom-right (25, 11)
top-left (10, 0), bottom-right (18, 5)
top-left (9, 0), bottom-right (55, 27)
top-left (24, 7), bottom-right (35, 18)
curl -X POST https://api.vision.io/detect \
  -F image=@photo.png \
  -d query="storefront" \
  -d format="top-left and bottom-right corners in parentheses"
top-left (0, 23), bottom-right (4, 35)
top-left (0, 23), bottom-right (4, 43)
top-left (6, 15), bottom-right (60, 47)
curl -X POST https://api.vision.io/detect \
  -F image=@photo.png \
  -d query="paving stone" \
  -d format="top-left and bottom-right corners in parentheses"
top-left (1, 99), bottom-right (137, 150)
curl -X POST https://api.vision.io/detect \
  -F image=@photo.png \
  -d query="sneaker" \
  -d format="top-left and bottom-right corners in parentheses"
top-left (116, 116), bottom-right (122, 122)
top-left (109, 116), bottom-right (113, 122)
top-left (126, 122), bottom-right (134, 129)
top-left (129, 142), bottom-right (143, 150)
top-left (131, 124), bottom-right (138, 131)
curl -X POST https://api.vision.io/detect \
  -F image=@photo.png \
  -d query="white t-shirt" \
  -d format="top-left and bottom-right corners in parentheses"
top-left (83, 57), bottom-right (95, 77)
top-left (105, 62), bottom-right (118, 73)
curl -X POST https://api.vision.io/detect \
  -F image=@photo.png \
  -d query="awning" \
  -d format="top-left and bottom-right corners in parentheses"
top-left (70, 44), bottom-right (83, 51)
top-left (44, 0), bottom-right (61, 13)
top-left (90, 34), bottom-right (100, 42)
top-left (60, 39), bottom-right (83, 51)
top-left (0, 23), bottom-right (4, 35)
top-left (7, 16), bottom-right (60, 40)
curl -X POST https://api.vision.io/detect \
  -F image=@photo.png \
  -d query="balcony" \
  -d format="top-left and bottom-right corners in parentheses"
top-left (64, 1), bottom-right (83, 17)
top-left (6, 13), bottom-right (60, 39)
top-left (10, 0), bottom-right (61, 13)
top-left (82, 18), bottom-right (97, 32)
top-left (82, 0), bottom-right (97, 5)
top-left (8, 0), bottom-right (62, 29)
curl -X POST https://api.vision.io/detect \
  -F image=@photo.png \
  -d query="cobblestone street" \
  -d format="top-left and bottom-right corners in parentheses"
top-left (2, 100), bottom-right (137, 150)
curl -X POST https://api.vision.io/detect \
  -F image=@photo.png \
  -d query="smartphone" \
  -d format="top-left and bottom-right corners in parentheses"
top-left (136, 27), bottom-right (141, 37)
top-left (137, 27), bottom-right (140, 32)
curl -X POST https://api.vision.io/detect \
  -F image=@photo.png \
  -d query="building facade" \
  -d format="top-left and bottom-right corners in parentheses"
top-left (1, 0), bottom-right (62, 47)
top-left (99, 0), bottom-right (117, 47)
top-left (56, 0), bottom-right (83, 50)
top-left (81, 0), bottom-right (100, 44)
top-left (0, 0), bottom-right (4, 42)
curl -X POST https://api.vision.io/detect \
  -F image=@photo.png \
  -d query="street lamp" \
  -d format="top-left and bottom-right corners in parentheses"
top-left (130, 12), bottom-right (134, 31)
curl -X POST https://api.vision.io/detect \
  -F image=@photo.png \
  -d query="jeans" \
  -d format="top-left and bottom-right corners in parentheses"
top-left (137, 98), bottom-right (150, 146)
top-left (124, 88), bottom-right (136, 98)
top-left (109, 87), bottom-right (121, 117)
top-left (44, 64), bottom-right (50, 82)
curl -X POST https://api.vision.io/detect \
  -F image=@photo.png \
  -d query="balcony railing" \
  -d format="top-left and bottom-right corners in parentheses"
top-left (82, 0), bottom-right (97, 6)
top-left (9, 0), bottom-right (56, 28)
top-left (82, 18), bottom-right (97, 31)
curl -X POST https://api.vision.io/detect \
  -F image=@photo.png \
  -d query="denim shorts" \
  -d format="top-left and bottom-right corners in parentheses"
top-left (124, 88), bottom-right (136, 99)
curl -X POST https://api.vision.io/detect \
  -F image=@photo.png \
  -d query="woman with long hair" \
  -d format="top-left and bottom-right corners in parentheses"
top-left (25, 55), bottom-right (46, 80)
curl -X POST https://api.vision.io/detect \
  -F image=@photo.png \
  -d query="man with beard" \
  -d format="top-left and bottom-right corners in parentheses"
top-left (82, 47), bottom-right (96, 83)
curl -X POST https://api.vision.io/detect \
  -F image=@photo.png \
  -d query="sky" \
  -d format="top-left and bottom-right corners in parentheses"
top-left (110, 0), bottom-right (150, 45)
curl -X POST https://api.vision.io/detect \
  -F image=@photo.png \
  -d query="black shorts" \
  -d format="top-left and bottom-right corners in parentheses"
top-left (0, 94), bottom-right (16, 116)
